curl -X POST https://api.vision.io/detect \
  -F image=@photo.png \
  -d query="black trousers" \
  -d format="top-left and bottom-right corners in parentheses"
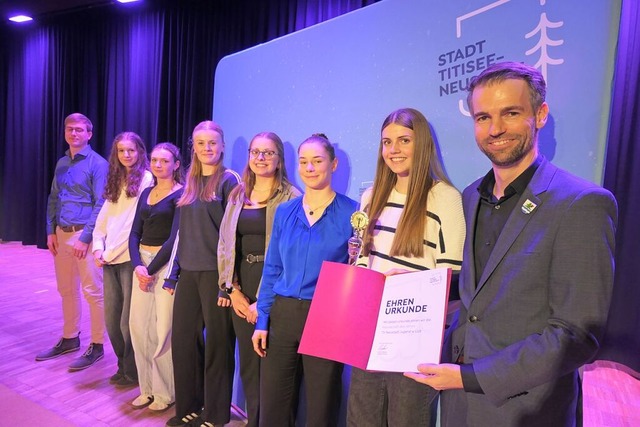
top-left (259, 296), bottom-right (343, 427)
top-left (172, 270), bottom-right (235, 424)
top-left (232, 308), bottom-right (260, 427)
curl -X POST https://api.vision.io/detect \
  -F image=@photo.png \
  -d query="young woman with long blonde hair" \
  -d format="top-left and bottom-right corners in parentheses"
top-left (163, 121), bottom-right (240, 427)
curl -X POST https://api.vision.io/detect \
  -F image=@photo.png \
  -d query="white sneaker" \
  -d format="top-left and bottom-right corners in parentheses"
top-left (131, 394), bottom-right (154, 409)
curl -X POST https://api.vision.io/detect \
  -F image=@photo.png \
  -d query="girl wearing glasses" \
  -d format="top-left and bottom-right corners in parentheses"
top-left (252, 134), bottom-right (358, 427)
top-left (218, 132), bottom-right (301, 427)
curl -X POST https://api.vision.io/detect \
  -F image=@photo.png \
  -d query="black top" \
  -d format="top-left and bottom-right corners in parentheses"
top-left (237, 206), bottom-right (267, 256)
top-left (236, 206), bottom-right (267, 301)
top-left (474, 156), bottom-right (542, 285)
top-left (129, 186), bottom-right (183, 275)
top-left (165, 170), bottom-right (239, 286)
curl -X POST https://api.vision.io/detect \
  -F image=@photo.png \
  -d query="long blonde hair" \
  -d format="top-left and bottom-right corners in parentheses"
top-left (177, 121), bottom-right (226, 206)
top-left (364, 108), bottom-right (450, 258)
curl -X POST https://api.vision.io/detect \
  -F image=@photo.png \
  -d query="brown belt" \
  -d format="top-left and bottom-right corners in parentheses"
top-left (59, 225), bottom-right (84, 233)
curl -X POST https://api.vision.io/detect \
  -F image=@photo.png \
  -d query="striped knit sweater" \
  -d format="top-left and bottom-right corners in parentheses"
top-left (357, 181), bottom-right (465, 274)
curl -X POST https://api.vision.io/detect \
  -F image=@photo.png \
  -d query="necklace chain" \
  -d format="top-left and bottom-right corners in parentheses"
top-left (304, 193), bottom-right (335, 215)
top-left (152, 182), bottom-right (175, 200)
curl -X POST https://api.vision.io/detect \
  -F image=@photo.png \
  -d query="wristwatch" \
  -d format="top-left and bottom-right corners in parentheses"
top-left (224, 284), bottom-right (241, 294)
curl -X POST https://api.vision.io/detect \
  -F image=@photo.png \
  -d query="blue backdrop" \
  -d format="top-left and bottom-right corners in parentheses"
top-left (213, 0), bottom-right (621, 199)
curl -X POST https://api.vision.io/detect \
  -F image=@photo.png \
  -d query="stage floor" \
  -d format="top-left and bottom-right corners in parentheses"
top-left (0, 241), bottom-right (638, 426)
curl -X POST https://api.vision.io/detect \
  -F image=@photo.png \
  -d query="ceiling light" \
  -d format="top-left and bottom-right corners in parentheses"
top-left (9, 15), bottom-right (33, 23)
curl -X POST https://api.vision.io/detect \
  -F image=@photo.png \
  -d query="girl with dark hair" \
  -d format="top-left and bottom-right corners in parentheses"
top-left (217, 132), bottom-right (301, 426)
top-left (128, 142), bottom-right (184, 411)
top-left (346, 108), bottom-right (465, 427)
top-left (252, 133), bottom-right (358, 427)
top-left (164, 121), bottom-right (240, 427)
top-left (93, 131), bottom-right (154, 385)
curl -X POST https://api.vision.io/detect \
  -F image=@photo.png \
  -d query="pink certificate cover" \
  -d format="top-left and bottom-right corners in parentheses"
top-left (300, 262), bottom-right (452, 372)
top-left (298, 261), bottom-right (386, 370)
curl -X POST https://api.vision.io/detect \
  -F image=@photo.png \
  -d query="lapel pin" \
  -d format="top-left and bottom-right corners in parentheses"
top-left (521, 199), bottom-right (537, 214)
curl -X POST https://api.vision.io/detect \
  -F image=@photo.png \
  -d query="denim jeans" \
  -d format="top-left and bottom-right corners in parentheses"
top-left (103, 261), bottom-right (137, 379)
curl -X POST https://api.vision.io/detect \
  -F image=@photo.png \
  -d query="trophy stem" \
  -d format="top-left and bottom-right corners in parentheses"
top-left (348, 231), bottom-right (363, 266)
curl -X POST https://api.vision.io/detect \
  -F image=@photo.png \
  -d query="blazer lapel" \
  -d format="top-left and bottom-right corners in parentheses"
top-left (461, 188), bottom-right (481, 308)
top-left (473, 159), bottom-right (557, 297)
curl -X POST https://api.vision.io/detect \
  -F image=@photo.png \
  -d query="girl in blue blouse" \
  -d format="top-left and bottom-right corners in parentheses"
top-left (252, 133), bottom-right (358, 427)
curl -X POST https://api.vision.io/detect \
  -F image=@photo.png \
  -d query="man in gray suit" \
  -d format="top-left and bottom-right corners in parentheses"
top-left (405, 62), bottom-right (617, 426)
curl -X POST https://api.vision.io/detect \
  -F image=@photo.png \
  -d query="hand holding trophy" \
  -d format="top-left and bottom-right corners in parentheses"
top-left (348, 211), bottom-right (369, 265)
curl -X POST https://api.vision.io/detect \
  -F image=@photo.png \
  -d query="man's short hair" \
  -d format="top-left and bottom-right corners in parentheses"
top-left (64, 113), bottom-right (93, 132)
top-left (466, 61), bottom-right (546, 114)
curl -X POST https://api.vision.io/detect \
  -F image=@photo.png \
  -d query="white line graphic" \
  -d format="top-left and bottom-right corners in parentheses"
top-left (456, 0), bottom-right (511, 38)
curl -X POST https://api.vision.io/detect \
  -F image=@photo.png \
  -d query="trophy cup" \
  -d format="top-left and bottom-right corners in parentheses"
top-left (348, 211), bottom-right (369, 265)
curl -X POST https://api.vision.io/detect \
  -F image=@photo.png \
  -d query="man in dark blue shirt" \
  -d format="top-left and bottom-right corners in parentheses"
top-left (36, 113), bottom-right (109, 372)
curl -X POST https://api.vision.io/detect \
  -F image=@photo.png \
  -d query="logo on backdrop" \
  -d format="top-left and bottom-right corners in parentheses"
top-left (436, 0), bottom-right (565, 116)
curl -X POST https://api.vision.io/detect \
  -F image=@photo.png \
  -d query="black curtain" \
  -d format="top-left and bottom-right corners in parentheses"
top-left (0, 0), bottom-right (377, 246)
top-left (600, 0), bottom-right (640, 373)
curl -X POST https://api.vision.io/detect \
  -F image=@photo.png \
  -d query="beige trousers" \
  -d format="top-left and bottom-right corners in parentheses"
top-left (54, 227), bottom-right (105, 343)
top-left (130, 248), bottom-right (175, 404)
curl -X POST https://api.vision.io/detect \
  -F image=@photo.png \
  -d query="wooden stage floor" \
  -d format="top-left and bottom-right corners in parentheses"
top-left (0, 241), bottom-right (638, 426)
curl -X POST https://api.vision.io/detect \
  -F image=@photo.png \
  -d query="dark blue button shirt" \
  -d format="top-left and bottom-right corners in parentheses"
top-left (256, 193), bottom-right (358, 330)
top-left (46, 145), bottom-right (108, 244)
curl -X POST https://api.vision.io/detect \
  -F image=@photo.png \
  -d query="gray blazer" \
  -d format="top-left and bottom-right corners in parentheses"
top-left (441, 158), bottom-right (617, 427)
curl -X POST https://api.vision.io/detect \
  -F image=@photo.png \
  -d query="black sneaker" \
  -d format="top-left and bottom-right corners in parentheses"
top-left (166, 412), bottom-right (201, 427)
top-left (114, 375), bottom-right (138, 388)
top-left (35, 336), bottom-right (80, 361)
top-left (109, 372), bottom-right (124, 384)
top-left (68, 343), bottom-right (104, 371)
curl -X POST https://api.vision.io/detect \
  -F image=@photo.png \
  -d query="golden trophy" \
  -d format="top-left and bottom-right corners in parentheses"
top-left (348, 211), bottom-right (369, 265)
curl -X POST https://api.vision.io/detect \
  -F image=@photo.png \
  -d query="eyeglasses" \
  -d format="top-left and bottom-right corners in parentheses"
top-left (249, 149), bottom-right (277, 159)
top-left (65, 126), bottom-right (86, 134)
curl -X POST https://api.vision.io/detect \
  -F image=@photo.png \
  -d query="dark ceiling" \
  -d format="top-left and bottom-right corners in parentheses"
top-left (0, 0), bottom-right (116, 21)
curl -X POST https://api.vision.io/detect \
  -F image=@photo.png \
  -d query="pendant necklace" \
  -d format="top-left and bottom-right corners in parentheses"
top-left (304, 192), bottom-right (335, 216)
top-left (151, 182), bottom-right (175, 202)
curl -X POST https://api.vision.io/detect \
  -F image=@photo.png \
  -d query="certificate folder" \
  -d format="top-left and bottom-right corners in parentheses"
top-left (299, 261), bottom-right (451, 372)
